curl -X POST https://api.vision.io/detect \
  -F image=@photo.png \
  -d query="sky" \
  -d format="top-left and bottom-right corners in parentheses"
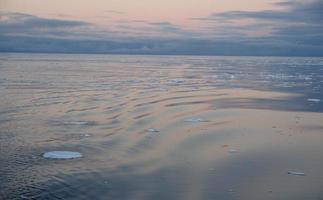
top-left (0, 0), bottom-right (323, 56)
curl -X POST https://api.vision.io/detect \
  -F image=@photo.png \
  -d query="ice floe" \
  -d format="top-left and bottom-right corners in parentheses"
top-left (184, 117), bottom-right (208, 123)
top-left (63, 121), bottom-right (94, 125)
top-left (169, 78), bottom-right (185, 85)
top-left (307, 98), bottom-right (320, 102)
top-left (228, 149), bottom-right (238, 153)
top-left (43, 151), bottom-right (82, 159)
top-left (147, 128), bottom-right (159, 133)
top-left (287, 171), bottom-right (305, 176)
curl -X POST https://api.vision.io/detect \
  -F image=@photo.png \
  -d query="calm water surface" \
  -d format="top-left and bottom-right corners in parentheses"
top-left (1, 54), bottom-right (323, 199)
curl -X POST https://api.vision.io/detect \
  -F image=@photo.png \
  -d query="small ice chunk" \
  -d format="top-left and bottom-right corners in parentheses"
top-left (63, 121), bottom-right (94, 125)
top-left (20, 195), bottom-right (30, 200)
top-left (83, 134), bottom-right (91, 137)
top-left (171, 79), bottom-right (185, 84)
top-left (43, 151), bottom-right (82, 159)
top-left (287, 171), bottom-right (305, 176)
top-left (307, 98), bottom-right (320, 102)
top-left (228, 149), bottom-right (238, 153)
top-left (184, 117), bottom-right (208, 123)
top-left (147, 128), bottom-right (159, 133)
top-left (208, 167), bottom-right (216, 171)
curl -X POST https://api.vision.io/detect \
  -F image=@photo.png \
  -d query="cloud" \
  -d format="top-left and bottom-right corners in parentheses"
top-left (0, 12), bottom-right (99, 39)
top-left (190, 0), bottom-right (323, 48)
top-left (148, 22), bottom-right (183, 33)
top-left (214, 10), bottom-right (295, 22)
top-left (196, 0), bottom-right (322, 25)
top-left (212, 0), bottom-right (323, 24)
top-left (104, 10), bottom-right (125, 15)
top-left (110, 20), bottom-right (193, 38)
top-left (0, 12), bottom-right (190, 39)
top-left (2, 35), bottom-right (322, 56)
top-left (1, 0), bottom-right (323, 57)
top-left (0, 12), bottom-right (90, 28)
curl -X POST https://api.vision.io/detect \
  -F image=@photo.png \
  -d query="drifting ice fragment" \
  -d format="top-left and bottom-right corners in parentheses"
top-left (171, 79), bottom-right (185, 84)
top-left (63, 121), bottom-right (94, 125)
top-left (228, 149), bottom-right (238, 153)
top-left (147, 128), bottom-right (159, 133)
top-left (184, 117), bottom-right (208, 123)
top-left (287, 171), bottom-right (305, 176)
top-left (43, 151), bottom-right (82, 159)
top-left (307, 99), bottom-right (320, 102)
top-left (20, 195), bottom-right (30, 199)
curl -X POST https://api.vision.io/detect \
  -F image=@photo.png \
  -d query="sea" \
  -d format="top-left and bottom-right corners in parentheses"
top-left (1, 53), bottom-right (323, 199)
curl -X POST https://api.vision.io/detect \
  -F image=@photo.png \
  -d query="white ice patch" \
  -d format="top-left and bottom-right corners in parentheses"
top-left (147, 128), bottom-right (159, 133)
top-left (170, 79), bottom-right (185, 84)
top-left (228, 149), bottom-right (238, 153)
top-left (43, 151), bottom-right (82, 159)
top-left (63, 121), bottom-right (93, 125)
top-left (307, 98), bottom-right (320, 102)
top-left (184, 117), bottom-right (208, 123)
top-left (287, 171), bottom-right (305, 176)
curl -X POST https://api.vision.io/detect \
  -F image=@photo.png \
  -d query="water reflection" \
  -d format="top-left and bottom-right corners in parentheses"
top-left (0, 54), bottom-right (323, 199)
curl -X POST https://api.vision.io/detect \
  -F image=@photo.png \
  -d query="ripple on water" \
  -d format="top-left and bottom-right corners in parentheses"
top-left (1, 54), bottom-right (323, 199)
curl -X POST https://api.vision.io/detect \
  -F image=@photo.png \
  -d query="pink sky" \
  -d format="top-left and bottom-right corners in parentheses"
top-left (1, 0), bottom-right (278, 29)
top-left (1, 0), bottom-right (322, 56)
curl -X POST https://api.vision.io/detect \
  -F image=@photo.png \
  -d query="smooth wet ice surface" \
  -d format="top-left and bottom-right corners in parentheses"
top-left (1, 54), bottom-right (323, 199)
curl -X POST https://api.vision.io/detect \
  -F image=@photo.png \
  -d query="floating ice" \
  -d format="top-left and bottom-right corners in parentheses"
top-left (63, 121), bottom-right (94, 125)
top-left (287, 171), bottom-right (305, 176)
top-left (184, 117), bottom-right (208, 123)
top-left (307, 98), bottom-right (320, 102)
top-left (170, 79), bottom-right (185, 84)
top-left (228, 149), bottom-right (238, 153)
top-left (147, 128), bottom-right (159, 133)
top-left (20, 195), bottom-right (30, 199)
top-left (43, 151), bottom-right (82, 159)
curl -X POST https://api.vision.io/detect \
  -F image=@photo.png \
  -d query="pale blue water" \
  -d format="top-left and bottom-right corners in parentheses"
top-left (1, 53), bottom-right (323, 199)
